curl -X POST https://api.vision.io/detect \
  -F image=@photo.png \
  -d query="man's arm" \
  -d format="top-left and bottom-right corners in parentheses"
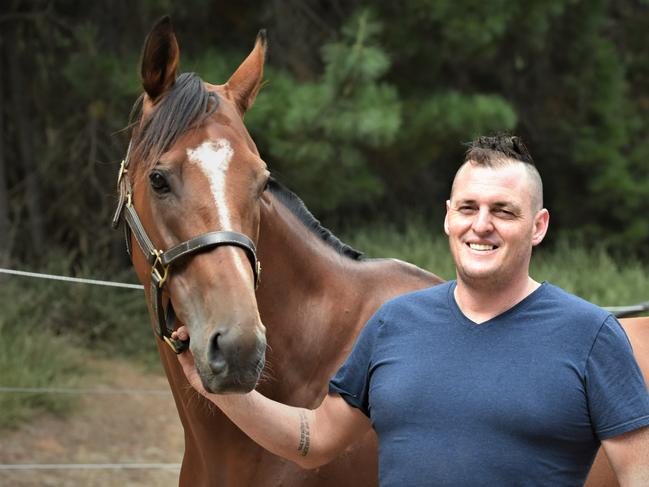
top-left (601, 425), bottom-right (649, 487)
top-left (176, 347), bottom-right (372, 469)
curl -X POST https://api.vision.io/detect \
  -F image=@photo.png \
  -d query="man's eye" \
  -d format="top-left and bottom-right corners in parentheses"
top-left (149, 171), bottom-right (170, 193)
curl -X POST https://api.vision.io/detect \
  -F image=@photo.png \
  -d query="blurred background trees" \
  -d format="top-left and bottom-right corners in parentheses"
top-left (1, 0), bottom-right (648, 272)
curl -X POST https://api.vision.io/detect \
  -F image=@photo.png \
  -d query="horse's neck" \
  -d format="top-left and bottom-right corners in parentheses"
top-left (255, 195), bottom-right (365, 403)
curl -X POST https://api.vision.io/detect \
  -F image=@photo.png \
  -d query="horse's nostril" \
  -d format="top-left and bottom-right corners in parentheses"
top-left (210, 331), bottom-right (221, 351)
top-left (208, 331), bottom-right (226, 374)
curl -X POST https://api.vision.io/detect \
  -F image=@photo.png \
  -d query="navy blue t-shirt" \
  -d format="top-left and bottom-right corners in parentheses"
top-left (329, 281), bottom-right (649, 487)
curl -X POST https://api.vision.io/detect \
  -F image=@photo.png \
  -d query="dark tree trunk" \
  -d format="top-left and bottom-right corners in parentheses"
top-left (0, 38), bottom-right (11, 266)
top-left (8, 27), bottom-right (45, 257)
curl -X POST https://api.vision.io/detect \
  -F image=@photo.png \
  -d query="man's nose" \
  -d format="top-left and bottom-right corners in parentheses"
top-left (472, 208), bottom-right (493, 234)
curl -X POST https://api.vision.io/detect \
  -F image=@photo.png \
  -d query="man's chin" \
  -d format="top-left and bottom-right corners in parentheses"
top-left (457, 268), bottom-right (503, 288)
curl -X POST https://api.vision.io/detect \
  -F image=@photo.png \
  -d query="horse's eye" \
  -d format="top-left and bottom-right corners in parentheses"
top-left (149, 171), bottom-right (170, 193)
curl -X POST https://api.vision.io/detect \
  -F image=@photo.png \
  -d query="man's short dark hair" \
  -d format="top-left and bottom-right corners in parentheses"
top-left (464, 135), bottom-right (534, 165)
top-left (453, 134), bottom-right (544, 211)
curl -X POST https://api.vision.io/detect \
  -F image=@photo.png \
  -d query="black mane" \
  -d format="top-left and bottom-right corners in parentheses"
top-left (130, 72), bottom-right (217, 169)
top-left (267, 179), bottom-right (363, 261)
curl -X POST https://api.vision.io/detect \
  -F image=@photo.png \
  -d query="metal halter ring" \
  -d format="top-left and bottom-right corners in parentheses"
top-left (151, 250), bottom-right (170, 288)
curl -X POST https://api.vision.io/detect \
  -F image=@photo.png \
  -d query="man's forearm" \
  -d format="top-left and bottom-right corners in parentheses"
top-left (204, 390), bottom-right (320, 468)
top-left (174, 341), bottom-right (366, 467)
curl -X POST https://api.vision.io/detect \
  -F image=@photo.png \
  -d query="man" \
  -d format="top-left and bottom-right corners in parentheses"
top-left (174, 135), bottom-right (649, 485)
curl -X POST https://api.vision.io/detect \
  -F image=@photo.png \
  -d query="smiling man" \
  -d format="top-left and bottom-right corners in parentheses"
top-left (176, 135), bottom-right (649, 486)
top-left (444, 139), bottom-right (549, 323)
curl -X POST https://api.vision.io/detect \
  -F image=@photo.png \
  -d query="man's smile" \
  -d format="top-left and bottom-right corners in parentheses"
top-left (467, 242), bottom-right (498, 251)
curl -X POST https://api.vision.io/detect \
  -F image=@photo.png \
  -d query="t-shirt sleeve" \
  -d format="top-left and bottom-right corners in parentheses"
top-left (586, 315), bottom-right (649, 439)
top-left (328, 309), bottom-right (384, 417)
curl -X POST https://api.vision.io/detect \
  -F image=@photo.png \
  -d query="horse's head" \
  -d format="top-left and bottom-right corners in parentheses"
top-left (122, 17), bottom-right (269, 393)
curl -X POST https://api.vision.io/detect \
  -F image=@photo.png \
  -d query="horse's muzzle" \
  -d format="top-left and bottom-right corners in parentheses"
top-left (197, 328), bottom-right (266, 393)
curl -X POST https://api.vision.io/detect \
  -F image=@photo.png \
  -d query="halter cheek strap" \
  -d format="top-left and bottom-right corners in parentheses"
top-left (112, 143), bottom-right (261, 354)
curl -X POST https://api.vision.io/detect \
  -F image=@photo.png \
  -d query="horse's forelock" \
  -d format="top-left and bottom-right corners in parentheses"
top-left (129, 72), bottom-right (219, 172)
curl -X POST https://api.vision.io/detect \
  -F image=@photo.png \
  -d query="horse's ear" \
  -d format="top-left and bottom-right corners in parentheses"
top-left (225, 30), bottom-right (266, 115)
top-left (140, 16), bottom-right (180, 103)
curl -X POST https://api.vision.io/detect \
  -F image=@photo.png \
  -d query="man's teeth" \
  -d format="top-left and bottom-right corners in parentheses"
top-left (469, 243), bottom-right (495, 251)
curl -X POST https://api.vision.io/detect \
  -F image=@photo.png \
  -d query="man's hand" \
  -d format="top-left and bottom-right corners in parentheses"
top-left (172, 326), bottom-right (207, 396)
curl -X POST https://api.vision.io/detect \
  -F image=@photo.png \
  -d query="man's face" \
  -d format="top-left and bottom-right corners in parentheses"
top-left (444, 161), bottom-right (549, 290)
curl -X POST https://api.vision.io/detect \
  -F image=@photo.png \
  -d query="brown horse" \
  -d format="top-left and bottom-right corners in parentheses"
top-left (115, 16), bottom-right (440, 485)
top-left (116, 17), bottom-right (648, 487)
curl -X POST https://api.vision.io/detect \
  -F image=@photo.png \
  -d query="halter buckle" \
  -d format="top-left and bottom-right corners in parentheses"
top-left (151, 250), bottom-right (169, 288)
top-left (255, 261), bottom-right (262, 289)
top-left (117, 159), bottom-right (128, 186)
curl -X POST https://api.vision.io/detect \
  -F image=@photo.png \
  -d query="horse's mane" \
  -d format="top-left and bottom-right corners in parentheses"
top-left (128, 72), bottom-right (362, 261)
top-left (129, 72), bottom-right (217, 170)
top-left (267, 179), bottom-right (363, 261)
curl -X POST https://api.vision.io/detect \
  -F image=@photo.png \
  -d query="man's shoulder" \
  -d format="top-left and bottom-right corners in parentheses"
top-left (376, 281), bottom-right (452, 321)
top-left (535, 282), bottom-right (611, 324)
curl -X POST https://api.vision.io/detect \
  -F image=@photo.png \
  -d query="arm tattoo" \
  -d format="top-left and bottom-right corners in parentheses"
top-left (297, 410), bottom-right (311, 457)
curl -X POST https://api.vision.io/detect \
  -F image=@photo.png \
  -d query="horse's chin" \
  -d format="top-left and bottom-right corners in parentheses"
top-left (197, 356), bottom-right (265, 394)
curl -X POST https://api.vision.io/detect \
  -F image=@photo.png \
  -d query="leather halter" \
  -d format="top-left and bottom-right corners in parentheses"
top-left (112, 142), bottom-right (261, 354)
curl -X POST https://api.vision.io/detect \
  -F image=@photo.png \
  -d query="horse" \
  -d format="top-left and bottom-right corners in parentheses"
top-left (113, 16), bottom-right (649, 487)
top-left (113, 16), bottom-right (442, 485)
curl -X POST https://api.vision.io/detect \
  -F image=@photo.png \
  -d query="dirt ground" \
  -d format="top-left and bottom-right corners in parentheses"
top-left (0, 359), bottom-right (185, 487)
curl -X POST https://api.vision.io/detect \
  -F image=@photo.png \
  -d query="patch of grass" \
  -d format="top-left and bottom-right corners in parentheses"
top-left (0, 321), bottom-right (86, 429)
top-left (345, 218), bottom-right (456, 280)
top-left (531, 238), bottom-right (649, 308)
top-left (0, 253), bottom-right (159, 430)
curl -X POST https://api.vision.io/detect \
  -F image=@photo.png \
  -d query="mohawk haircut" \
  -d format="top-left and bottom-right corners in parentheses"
top-left (464, 135), bottom-right (534, 166)
top-left (455, 134), bottom-right (544, 210)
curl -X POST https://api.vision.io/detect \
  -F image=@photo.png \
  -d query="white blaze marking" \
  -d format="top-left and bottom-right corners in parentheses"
top-left (186, 139), bottom-right (250, 282)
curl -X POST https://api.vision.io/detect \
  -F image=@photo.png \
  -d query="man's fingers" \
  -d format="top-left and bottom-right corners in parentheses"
top-left (172, 326), bottom-right (190, 341)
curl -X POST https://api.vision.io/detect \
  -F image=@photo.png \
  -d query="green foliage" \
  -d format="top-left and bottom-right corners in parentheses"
top-left (370, 0), bottom-right (649, 253)
top-left (245, 11), bottom-right (399, 213)
top-left (409, 92), bottom-right (517, 142)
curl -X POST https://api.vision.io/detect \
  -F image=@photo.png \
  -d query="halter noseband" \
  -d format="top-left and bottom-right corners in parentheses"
top-left (112, 142), bottom-right (261, 354)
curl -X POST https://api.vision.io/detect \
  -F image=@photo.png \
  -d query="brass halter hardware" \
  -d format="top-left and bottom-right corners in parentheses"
top-left (151, 250), bottom-right (169, 288)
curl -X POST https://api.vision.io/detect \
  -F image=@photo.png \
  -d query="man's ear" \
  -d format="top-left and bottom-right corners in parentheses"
top-left (444, 200), bottom-right (451, 236)
top-left (224, 30), bottom-right (267, 116)
top-left (140, 16), bottom-right (180, 103)
top-left (531, 209), bottom-right (550, 246)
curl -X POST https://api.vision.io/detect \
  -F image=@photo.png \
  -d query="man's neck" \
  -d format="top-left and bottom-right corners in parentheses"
top-left (454, 275), bottom-right (540, 324)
